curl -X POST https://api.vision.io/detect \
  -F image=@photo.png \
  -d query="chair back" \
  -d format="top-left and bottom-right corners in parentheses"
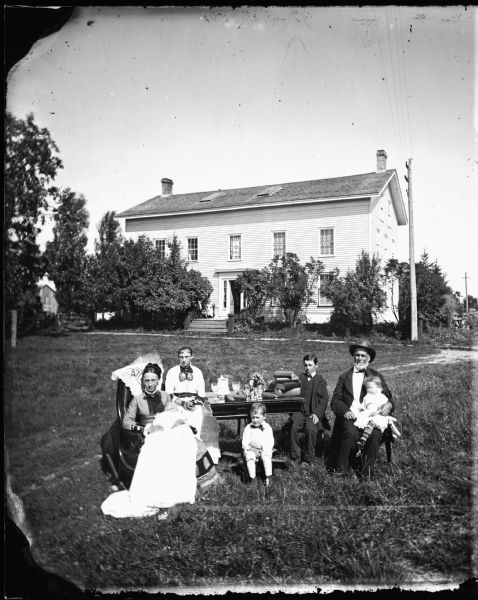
top-left (116, 380), bottom-right (133, 423)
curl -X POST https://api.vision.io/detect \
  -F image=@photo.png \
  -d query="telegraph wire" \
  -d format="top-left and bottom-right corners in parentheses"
top-left (385, 9), bottom-right (406, 159)
top-left (397, 6), bottom-right (414, 156)
top-left (374, 7), bottom-right (415, 168)
top-left (392, 11), bottom-right (408, 157)
top-left (373, 9), bottom-right (402, 158)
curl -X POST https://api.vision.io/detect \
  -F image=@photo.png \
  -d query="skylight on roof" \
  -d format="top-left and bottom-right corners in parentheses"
top-left (200, 191), bottom-right (225, 202)
top-left (256, 185), bottom-right (282, 197)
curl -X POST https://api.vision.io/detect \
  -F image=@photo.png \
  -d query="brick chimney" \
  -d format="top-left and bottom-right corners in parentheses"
top-left (376, 149), bottom-right (388, 172)
top-left (161, 177), bottom-right (173, 196)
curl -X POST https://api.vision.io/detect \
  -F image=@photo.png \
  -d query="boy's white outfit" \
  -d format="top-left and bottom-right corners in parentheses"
top-left (353, 392), bottom-right (400, 436)
top-left (242, 422), bottom-right (274, 478)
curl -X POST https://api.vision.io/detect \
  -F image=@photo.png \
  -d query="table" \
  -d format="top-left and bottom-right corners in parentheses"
top-left (209, 395), bottom-right (304, 436)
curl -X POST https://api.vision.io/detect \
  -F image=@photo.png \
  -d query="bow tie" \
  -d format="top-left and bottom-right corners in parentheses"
top-left (251, 425), bottom-right (264, 431)
top-left (179, 366), bottom-right (193, 382)
top-left (354, 367), bottom-right (366, 374)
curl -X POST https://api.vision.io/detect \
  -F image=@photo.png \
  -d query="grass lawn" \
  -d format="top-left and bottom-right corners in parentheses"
top-left (4, 332), bottom-right (474, 591)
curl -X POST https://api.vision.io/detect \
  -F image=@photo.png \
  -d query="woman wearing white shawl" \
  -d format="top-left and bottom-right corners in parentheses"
top-left (101, 402), bottom-right (197, 519)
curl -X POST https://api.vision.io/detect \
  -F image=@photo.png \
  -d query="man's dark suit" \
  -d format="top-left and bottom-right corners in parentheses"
top-left (289, 372), bottom-right (329, 463)
top-left (329, 367), bottom-right (394, 475)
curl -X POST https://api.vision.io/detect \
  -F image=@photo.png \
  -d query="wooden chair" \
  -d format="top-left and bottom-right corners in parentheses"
top-left (382, 425), bottom-right (395, 463)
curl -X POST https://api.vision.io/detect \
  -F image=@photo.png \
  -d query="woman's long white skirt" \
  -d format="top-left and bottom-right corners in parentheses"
top-left (101, 424), bottom-right (197, 518)
top-left (184, 404), bottom-right (221, 464)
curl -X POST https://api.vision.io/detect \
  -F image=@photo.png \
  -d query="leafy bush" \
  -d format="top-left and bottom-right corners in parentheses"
top-left (233, 316), bottom-right (266, 334)
top-left (235, 269), bottom-right (269, 318)
top-left (419, 325), bottom-right (474, 348)
top-left (86, 234), bottom-right (212, 329)
top-left (304, 322), bottom-right (339, 338)
top-left (235, 255), bottom-right (323, 329)
top-left (324, 252), bottom-right (387, 335)
top-left (386, 253), bottom-right (455, 338)
top-left (267, 253), bottom-right (323, 329)
top-left (16, 312), bottom-right (58, 337)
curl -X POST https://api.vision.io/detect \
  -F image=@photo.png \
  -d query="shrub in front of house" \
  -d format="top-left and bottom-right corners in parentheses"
top-left (233, 316), bottom-right (266, 334)
top-left (419, 325), bottom-right (474, 348)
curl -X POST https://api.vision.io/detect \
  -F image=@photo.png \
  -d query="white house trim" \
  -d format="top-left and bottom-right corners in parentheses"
top-left (121, 194), bottom-right (374, 221)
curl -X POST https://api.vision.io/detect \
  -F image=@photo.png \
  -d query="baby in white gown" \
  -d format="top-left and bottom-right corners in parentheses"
top-left (101, 403), bottom-right (197, 519)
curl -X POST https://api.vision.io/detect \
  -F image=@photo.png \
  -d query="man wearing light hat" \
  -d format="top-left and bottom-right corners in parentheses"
top-left (329, 340), bottom-right (394, 478)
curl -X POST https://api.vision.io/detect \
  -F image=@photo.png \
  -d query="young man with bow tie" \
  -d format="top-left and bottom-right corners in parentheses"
top-left (165, 346), bottom-right (221, 466)
top-left (328, 340), bottom-right (394, 478)
top-left (165, 346), bottom-right (206, 408)
top-left (289, 353), bottom-right (329, 466)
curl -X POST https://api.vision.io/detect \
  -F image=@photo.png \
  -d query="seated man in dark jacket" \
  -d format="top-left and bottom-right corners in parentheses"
top-left (289, 353), bottom-right (329, 466)
top-left (329, 340), bottom-right (394, 478)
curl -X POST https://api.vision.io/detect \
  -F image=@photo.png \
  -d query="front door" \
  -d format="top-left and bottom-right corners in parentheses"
top-left (220, 279), bottom-right (243, 317)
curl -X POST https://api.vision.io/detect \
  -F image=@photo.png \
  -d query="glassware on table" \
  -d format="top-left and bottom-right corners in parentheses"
top-left (231, 381), bottom-right (241, 393)
top-left (216, 375), bottom-right (230, 401)
top-left (254, 384), bottom-right (264, 400)
top-left (210, 382), bottom-right (218, 403)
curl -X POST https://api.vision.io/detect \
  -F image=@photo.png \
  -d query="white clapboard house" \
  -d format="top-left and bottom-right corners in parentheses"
top-left (118, 150), bottom-right (407, 323)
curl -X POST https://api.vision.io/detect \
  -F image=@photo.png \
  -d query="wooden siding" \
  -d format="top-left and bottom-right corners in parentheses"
top-left (371, 188), bottom-right (400, 322)
top-left (38, 285), bottom-right (58, 314)
top-left (370, 187), bottom-right (398, 261)
top-left (124, 198), bottom-right (373, 322)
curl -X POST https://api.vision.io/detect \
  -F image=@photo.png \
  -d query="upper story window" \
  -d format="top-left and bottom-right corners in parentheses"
top-left (187, 237), bottom-right (198, 262)
top-left (318, 273), bottom-right (334, 306)
top-left (319, 228), bottom-right (334, 256)
top-left (272, 231), bottom-right (286, 258)
top-left (229, 235), bottom-right (241, 260)
top-left (155, 238), bottom-right (166, 259)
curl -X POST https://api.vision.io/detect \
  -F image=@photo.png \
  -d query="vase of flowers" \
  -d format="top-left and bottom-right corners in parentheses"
top-left (245, 372), bottom-right (266, 401)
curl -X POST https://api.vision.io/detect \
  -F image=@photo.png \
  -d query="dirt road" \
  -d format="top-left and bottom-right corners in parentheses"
top-left (381, 348), bottom-right (477, 373)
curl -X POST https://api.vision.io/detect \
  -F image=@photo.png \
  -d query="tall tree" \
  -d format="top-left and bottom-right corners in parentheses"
top-left (267, 253), bottom-right (323, 328)
top-left (5, 112), bottom-right (63, 309)
top-left (88, 211), bottom-right (124, 315)
top-left (395, 252), bottom-right (451, 335)
top-left (95, 210), bottom-right (122, 253)
top-left (466, 295), bottom-right (478, 311)
top-left (324, 252), bottom-right (387, 334)
top-left (44, 189), bottom-right (89, 314)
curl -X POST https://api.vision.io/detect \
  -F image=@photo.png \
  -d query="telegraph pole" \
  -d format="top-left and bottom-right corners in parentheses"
top-left (405, 159), bottom-right (418, 341)
top-left (464, 272), bottom-right (469, 314)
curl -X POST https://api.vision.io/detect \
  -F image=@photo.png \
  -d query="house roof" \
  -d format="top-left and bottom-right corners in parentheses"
top-left (118, 169), bottom-right (408, 225)
top-left (37, 276), bottom-right (57, 292)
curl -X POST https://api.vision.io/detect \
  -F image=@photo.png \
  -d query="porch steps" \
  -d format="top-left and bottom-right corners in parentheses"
top-left (188, 318), bottom-right (227, 334)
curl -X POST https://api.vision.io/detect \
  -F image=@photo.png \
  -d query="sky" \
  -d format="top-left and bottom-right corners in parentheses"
top-left (6, 6), bottom-right (478, 298)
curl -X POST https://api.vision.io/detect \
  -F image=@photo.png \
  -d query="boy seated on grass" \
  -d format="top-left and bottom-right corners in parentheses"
top-left (242, 402), bottom-right (274, 487)
top-left (354, 375), bottom-right (401, 457)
